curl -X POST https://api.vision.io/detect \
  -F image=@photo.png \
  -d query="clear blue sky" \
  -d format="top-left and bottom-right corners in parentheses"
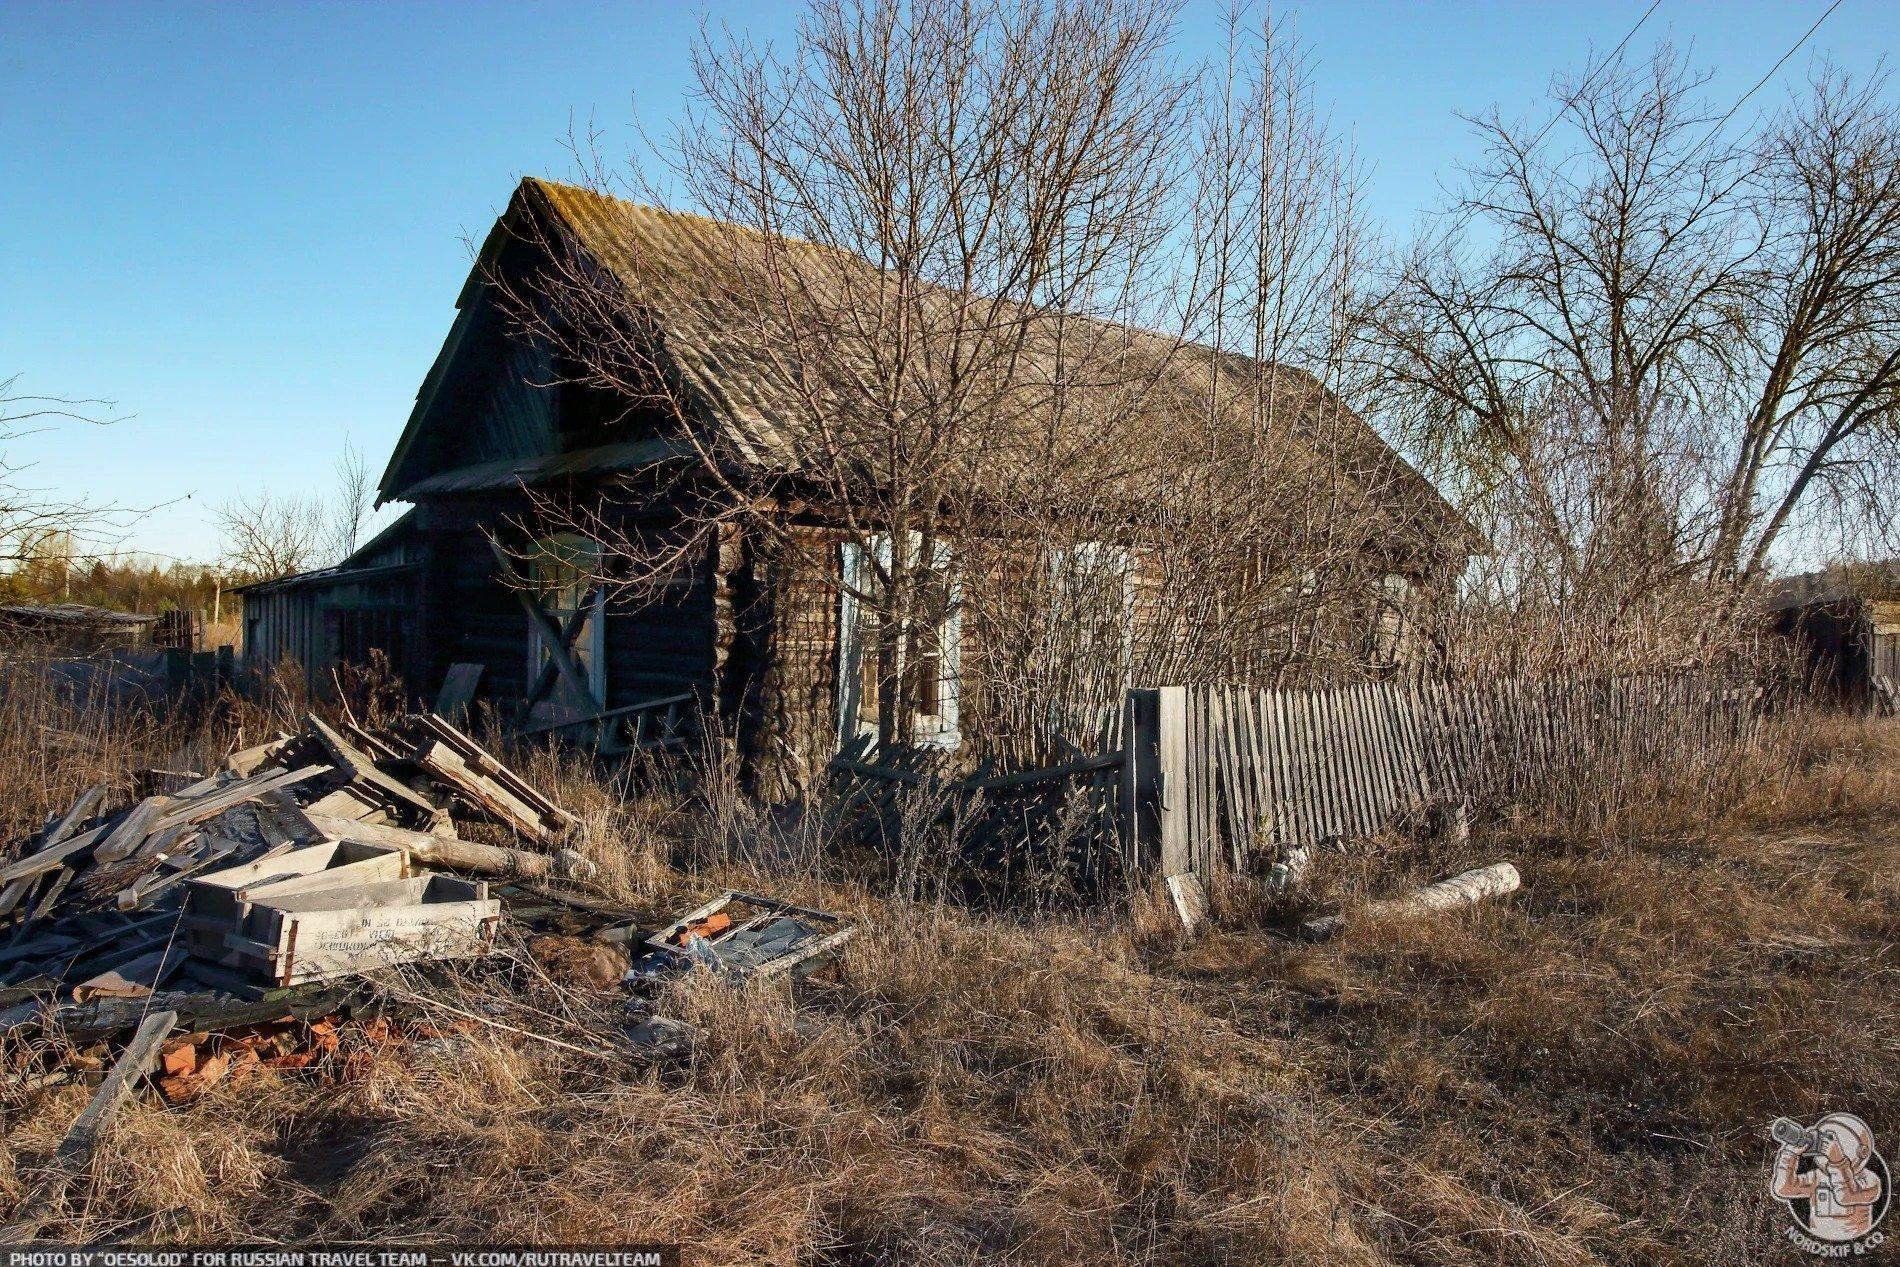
top-left (3, 0), bottom-right (1893, 564)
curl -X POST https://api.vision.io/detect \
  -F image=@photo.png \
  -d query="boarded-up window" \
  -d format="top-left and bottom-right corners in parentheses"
top-left (526, 533), bottom-right (605, 713)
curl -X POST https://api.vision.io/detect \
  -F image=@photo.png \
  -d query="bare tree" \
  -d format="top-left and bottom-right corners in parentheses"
top-left (213, 491), bottom-right (327, 584)
top-left (1713, 69), bottom-right (1900, 584)
top-left (1370, 48), bottom-right (1900, 653)
top-left (512, 0), bottom-right (1207, 749)
top-left (0, 375), bottom-right (125, 570)
top-left (484, 0), bottom-right (1478, 772)
top-left (328, 435), bottom-right (376, 562)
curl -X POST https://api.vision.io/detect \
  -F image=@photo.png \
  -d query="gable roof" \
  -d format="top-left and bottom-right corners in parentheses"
top-left (382, 177), bottom-right (1478, 552)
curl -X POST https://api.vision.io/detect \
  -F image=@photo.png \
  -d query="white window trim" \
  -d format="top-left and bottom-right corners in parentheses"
top-left (837, 532), bottom-right (961, 750)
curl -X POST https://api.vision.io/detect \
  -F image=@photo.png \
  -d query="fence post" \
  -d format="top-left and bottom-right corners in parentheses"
top-left (1156, 686), bottom-right (1190, 876)
top-left (1121, 689), bottom-right (1161, 874)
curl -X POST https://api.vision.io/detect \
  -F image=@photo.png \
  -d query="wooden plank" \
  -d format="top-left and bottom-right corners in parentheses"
top-left (410, 713), bottom-right (576, 827)
top-left (307, 714), bottom-right (437, 817)
top-left (0, 875), bottom-right (38, 917)
top-left (1166, 872), bottom-right (1209, 933)
top-left (304, 784), bottom-right (389, 822)
top-left (91, 796), bottom-right (174, 865)
top-left (414, 740), bottom-right (555, 842)
top-left (223, 736), bottom-right (290, 778)
top-left (72, 945), bottom-right (187, 1003)
top-left (434, 661), bottom-right (484, 721)
top-left (56, 1007), bottom-right (176, 1166)
top-left (1156, 686), bottom-right (1188, 877)
top-left (19, 866), bottom-right (75, 927)
top-left (28, 784), bottom-right (106, 857)
top-left (149, 764), bottom-right (332, 835)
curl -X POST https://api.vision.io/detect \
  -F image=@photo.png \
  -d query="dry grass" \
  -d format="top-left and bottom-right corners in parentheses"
top-left (2, 682), bottom-right (1894, 1264)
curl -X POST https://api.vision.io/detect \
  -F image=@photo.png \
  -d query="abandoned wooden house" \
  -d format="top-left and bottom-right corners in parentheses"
top-left (1768, 561), bottom-right (1900, 712)
top-left (240, 178), bottom-right (1476, 789)
top-left (0, 603), bottom-right (159, 654)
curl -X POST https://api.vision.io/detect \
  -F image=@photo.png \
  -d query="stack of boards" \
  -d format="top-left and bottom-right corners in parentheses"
top-left (183, 840), bottom-right (500, 987)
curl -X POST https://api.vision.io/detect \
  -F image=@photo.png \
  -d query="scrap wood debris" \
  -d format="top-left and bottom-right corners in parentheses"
top-left (0, 710), bottom-right (587, 1032)
top-left (625, 891), bottom-right (857, 983)
top-left (0, 710), bottom-right (861, 1201)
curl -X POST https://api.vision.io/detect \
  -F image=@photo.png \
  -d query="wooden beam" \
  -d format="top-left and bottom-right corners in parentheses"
top-left (306, 715), bottom-right (437, 817)
top-left (57, 1007), bottom-right (176, 1166)
top-left (485, 536), bottom-right (597, 712)
top-left (303, 813), bottom-right (588, 881)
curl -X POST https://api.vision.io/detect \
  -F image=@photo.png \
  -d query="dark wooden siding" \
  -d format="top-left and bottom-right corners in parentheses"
top-left (239, 514), bottom-right (424, 690)
top-left (406, 499), bottom-right (719, 719)
top-left (385, 294), bottom-right (562, 498)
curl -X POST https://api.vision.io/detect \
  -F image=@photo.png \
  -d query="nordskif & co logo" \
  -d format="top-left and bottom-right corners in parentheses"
top-left (1769, 1113), bottom-right (1888, 1256)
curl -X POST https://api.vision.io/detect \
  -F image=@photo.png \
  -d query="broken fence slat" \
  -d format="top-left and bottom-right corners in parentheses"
top-left (1166, 873), bottom-right (1209, 936)
top-left (56, 1007), bottom-right (177, 1168)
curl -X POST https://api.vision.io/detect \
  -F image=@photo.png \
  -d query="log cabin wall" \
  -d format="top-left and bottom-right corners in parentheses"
top-left (747, 524), bottom-right (848, 795)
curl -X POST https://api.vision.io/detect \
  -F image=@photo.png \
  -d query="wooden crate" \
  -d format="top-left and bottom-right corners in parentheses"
top-left (182, 840), bottom-right (408, 934)
top-left (209, 875), bottom-right (501, 986)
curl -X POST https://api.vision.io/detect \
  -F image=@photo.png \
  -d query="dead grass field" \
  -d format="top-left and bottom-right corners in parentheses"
top-left (1, 678), bottom-right (1894, 1265)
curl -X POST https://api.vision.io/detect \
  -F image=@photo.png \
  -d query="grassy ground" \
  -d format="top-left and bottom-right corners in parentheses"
top-left (1, 679), bottom-right (1894, 1264)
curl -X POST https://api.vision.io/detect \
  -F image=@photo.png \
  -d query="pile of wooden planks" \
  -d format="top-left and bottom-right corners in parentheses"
top-left (0, 710), bottom-right (580, 1021)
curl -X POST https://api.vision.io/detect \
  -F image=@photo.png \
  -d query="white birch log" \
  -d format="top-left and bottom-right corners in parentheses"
top-left (304, 814), bottom-right (596, 882)
top-left (1302, 861), bottom-right (1520, 940)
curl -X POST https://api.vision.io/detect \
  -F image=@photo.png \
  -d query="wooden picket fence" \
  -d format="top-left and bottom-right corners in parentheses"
top-left (1123, 672), bottom-right (1766, 876)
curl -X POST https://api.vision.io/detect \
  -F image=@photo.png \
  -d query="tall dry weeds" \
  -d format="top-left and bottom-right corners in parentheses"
top-left (2, 677), bottom-right (1893, 1265)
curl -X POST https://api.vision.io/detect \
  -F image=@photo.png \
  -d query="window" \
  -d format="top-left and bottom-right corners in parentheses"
top-left (526, 534), bottom-right (606, 713)
top-left (1367, 572), bottom-right (1415, 668)
top-left (838, 533), bottom-right (961, 749)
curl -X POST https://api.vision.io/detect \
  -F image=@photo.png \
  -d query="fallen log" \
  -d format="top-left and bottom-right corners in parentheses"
top-left (1301, 861), bottom-right (1521, 941)
top-left (304, 814), bottom-right (596, 883)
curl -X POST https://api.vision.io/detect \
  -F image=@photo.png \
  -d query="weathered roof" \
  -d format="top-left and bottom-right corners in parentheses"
top-left (384, 177), bottom-right (1476, 550)
top-left (0, 603), bottom-right (157, 628)
top-left (233, 509), bottom-right (424, 596)
top-left (400, 437), bottom-right (689, 497)
top-left (1766, 560), bottom-right (1900, 611)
